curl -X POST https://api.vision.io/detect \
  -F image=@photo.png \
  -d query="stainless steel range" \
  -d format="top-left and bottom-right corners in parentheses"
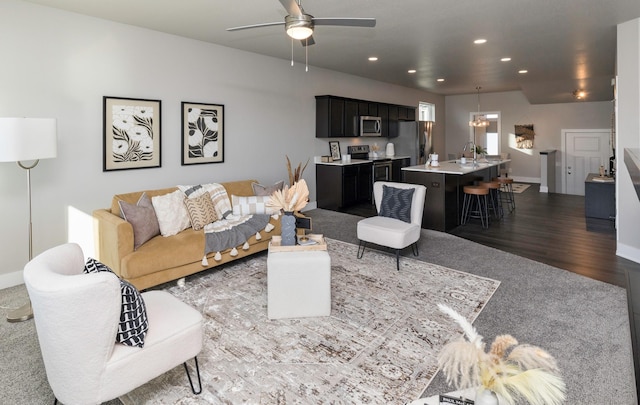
top-left (347, 145), bottom-right (392, 184)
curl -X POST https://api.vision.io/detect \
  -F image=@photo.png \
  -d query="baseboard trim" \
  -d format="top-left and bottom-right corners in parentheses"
top-left (618, 243), bottom-right (640, 265)
top-left (0, 270), bottom-right (24, 290)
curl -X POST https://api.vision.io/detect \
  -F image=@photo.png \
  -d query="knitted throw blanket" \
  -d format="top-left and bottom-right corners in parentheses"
top-left (201, 213), bottom-right (273, 265)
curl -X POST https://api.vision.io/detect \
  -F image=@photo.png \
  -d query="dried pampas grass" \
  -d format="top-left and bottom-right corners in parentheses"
top-left (437, 304), bottom-right (566, 405)
top-left (267, 179), bottom-right (309, 212)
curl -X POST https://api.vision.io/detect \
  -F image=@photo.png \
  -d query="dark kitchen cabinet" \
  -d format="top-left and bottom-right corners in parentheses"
top-left (378, 103), bottom-right (389, 137)
top-left (316, 95), bottom-right (415, 138)
top-left (391, 158), bottom-right (411, 182)
top-left (316, 95), bottom-right (359, 138)
top-left (316, 162), bottom-right (373, 210)
top-left (345, 100), bottom-right (359, 137)
top-left (359, 101), bottom-right (378, 117)
top-left (387, 105), bottom-right (399, 138)
top-left (398, 106), bottom-right (416, 121)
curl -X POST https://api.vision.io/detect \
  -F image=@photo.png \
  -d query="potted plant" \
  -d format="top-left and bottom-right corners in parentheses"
top-left (437, 304), bottom-right (566, 405)
top-left (475, 144), bottom-right (488, 159)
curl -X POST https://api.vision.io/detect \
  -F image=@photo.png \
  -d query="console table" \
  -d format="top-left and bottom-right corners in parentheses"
top-left (584, 173), bottom-right (615, 220)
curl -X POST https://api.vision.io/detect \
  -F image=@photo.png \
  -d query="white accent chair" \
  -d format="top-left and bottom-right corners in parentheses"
top-left (357, 181), bottom-right (427, 270)
top-left (23, 243), bottom-right (203, 405)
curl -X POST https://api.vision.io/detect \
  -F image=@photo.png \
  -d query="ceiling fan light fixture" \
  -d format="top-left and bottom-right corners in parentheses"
top-left (285, 15), bottom-right (314, 40)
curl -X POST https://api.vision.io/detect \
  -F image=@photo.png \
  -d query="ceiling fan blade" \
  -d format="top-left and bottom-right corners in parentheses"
top-left (301, 35), bottom-right (316, 47)
top-left (312, 18), bottom-right (376, 27)
top-left (226, 21), bottom-right (285, 32)
top-left (278, 0), bottom-right (304, 16)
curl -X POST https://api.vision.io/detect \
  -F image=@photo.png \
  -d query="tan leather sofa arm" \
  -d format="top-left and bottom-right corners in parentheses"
top-left (92, 208), bottom-right (134, 276)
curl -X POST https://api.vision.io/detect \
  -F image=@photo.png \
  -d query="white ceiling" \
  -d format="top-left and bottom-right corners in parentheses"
top-left (23, 0), bottom-right (640, 104)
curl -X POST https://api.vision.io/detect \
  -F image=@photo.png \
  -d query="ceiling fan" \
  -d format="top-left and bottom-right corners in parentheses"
top-left (226, 0), bottom-right (376, 47)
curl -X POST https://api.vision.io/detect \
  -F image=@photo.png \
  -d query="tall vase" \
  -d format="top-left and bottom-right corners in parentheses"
top-left (281, 211), bottom-right (297, 246)
top-left (475, 388), bottom-right (499, 405)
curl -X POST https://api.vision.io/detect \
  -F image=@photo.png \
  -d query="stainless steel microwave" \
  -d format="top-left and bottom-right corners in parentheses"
top-left (360, 116), bottom-right (382, 136)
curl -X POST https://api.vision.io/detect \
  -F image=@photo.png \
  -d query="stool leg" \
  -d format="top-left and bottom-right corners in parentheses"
top-left (475, 195), bottom-right (488, 229)
top-left (508, 183), bottom-right (516, 211)
top-left (461, 194), bottom-right (470, 225)
top-left (482, 194), bottom-right (489, 229)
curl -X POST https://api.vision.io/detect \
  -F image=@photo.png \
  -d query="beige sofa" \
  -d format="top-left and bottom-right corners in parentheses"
top-left (92, 179), bottom-right (281, 290)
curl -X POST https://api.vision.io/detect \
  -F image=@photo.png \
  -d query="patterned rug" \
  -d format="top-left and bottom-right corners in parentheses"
top-left (511, 183), bottom-right (531, 193)
top-left (120, 238), bottom-right (500, 404)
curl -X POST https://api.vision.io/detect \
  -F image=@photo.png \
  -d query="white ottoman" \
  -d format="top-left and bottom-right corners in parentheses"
top-left (267, 250), bottom-right (331, 319)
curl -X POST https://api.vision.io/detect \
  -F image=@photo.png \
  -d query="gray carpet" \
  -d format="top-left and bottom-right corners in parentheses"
top-left (0, 208), bottom-right (635, 404)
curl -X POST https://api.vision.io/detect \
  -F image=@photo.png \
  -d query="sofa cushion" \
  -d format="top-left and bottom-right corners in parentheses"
top-left (179, 183), bottom-right (233, 220)
top-left (118, 193), bottom-right (160, 250)
top-left (252, 180), bottom-right (284, 196)
top-left (184, 192), bottom-right (217, 231)
top-left (379, 185), bottom-right (414, 223)
top-left (232, 195), bottom-right (280, 216)
top-left (151, 190), bottom-right (192, 237)
top-left (83, 258), bottom-right (149, 348)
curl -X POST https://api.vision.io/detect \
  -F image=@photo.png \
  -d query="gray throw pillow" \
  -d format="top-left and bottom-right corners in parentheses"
top-left (379, 185), bottom-right (414, 223)
top-left (118, 193), bottom-right (161, 250)
top-left (252, 180), bottom-right (284, 196)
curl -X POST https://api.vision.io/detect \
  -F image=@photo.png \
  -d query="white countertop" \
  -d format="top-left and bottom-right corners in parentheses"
top-left (315, 156), bottom-right (411, 166)
top-left (402, 159), bottom-right (509, 175)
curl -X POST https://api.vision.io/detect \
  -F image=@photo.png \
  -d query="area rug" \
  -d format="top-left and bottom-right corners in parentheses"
top-left (120, 238), bottom-right (500, 405)
top-left (510, 183), bottom-right (531, 193)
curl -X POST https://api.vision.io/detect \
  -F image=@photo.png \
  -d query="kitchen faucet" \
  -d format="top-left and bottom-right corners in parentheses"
top-left (462, 141), bottom-right (477, 165)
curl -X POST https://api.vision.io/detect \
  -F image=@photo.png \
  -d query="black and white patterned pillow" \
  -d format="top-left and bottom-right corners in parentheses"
top-left (83, 258), bottom-right (149, 348)
top-left (379, 185), bottom-right (415, 223)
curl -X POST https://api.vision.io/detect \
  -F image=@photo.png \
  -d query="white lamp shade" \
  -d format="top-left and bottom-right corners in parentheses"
top-left (0, 118), bottom-right (57, 162)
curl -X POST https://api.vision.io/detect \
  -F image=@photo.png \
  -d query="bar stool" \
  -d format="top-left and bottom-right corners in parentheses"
top-left (494, 176), bottom-right (516, 213)
top-left (461, 185), bottom-right (490, 229)
top-left (480, 180), bottom-right (503, 219)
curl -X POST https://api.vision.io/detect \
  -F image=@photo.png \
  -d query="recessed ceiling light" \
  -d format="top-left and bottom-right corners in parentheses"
top-left (474, 38), bottom-right (487, 44)
top-left (518, 69), bottom-right (528, 74)
top-left (437, 78), bottom-right (445, 82)
top-left (368, 56), bottom-right (378, 61)
top-left (408, 69), bottom-right (417, 74)
top-left (501, 57), bottom-right (511, 62)
top-left (573, 89), bottom-right (587, 99)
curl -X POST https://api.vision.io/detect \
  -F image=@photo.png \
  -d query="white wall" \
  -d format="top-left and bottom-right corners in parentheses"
top-left (0, 0), bottom-right (443, 287)
top-left (445, 91), bottom-right (613, 184)
top-left (616, 18), bottom-right (640, 263)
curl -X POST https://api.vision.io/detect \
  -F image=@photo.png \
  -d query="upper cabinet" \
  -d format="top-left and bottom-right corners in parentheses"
top-left (316, 95), bottom-right (415, 138)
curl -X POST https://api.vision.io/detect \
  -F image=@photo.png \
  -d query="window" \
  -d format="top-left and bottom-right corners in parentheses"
top-left (419, 102), bottom-right (435, 122)
top-left (469, 111), bottom-right (500, 155)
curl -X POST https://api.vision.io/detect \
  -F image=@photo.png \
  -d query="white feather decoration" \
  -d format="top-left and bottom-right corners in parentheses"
top-left (438, 303), bottom-right (483, 348)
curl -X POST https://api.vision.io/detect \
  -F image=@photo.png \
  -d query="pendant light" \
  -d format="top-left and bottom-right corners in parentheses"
top-left (469, 86), bottom-right (489, 127)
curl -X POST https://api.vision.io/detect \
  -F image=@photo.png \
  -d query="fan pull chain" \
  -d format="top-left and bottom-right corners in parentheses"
top-left (305, 38), bottom-right (309, 72)
top-left (291, 37), bottom-right (294, 67)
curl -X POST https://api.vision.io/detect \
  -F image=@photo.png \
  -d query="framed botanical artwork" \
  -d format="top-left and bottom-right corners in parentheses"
top-left (329, 141), bottom-right (341, 161)
top-left (103, 96), bottom-right (161, 171)
top-left (181, 102), bottom-right (224, 165)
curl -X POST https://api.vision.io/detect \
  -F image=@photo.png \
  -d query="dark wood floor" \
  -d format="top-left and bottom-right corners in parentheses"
top-left (341, 183), bottom-right (640, 288)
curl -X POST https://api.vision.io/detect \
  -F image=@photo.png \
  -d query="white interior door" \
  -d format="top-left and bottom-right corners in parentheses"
top-left (563, 129), bottom-right (611, 195)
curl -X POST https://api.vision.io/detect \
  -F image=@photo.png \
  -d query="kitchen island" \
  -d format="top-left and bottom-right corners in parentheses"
top-left (402, 159), bottom-right (509, 231)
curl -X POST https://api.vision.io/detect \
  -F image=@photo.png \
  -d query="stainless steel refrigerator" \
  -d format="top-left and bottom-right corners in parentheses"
top-left (395, 121), bottom-right (432, 165)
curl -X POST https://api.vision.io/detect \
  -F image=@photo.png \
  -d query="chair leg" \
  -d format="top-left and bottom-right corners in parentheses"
top-left (54, 399), bottom-right (57, 405)
top-left (395, 250), bottom-right (400, 271)
top-left (411, 242), bottom-right (419, 256)
top-left (184, 356), bottom-right (202, 395)
top-left (357, 240), bottom-right (367, 259)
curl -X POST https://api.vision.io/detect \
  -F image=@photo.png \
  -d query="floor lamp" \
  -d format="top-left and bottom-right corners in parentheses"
top-left (0, 117), bottom-right (57, 322)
